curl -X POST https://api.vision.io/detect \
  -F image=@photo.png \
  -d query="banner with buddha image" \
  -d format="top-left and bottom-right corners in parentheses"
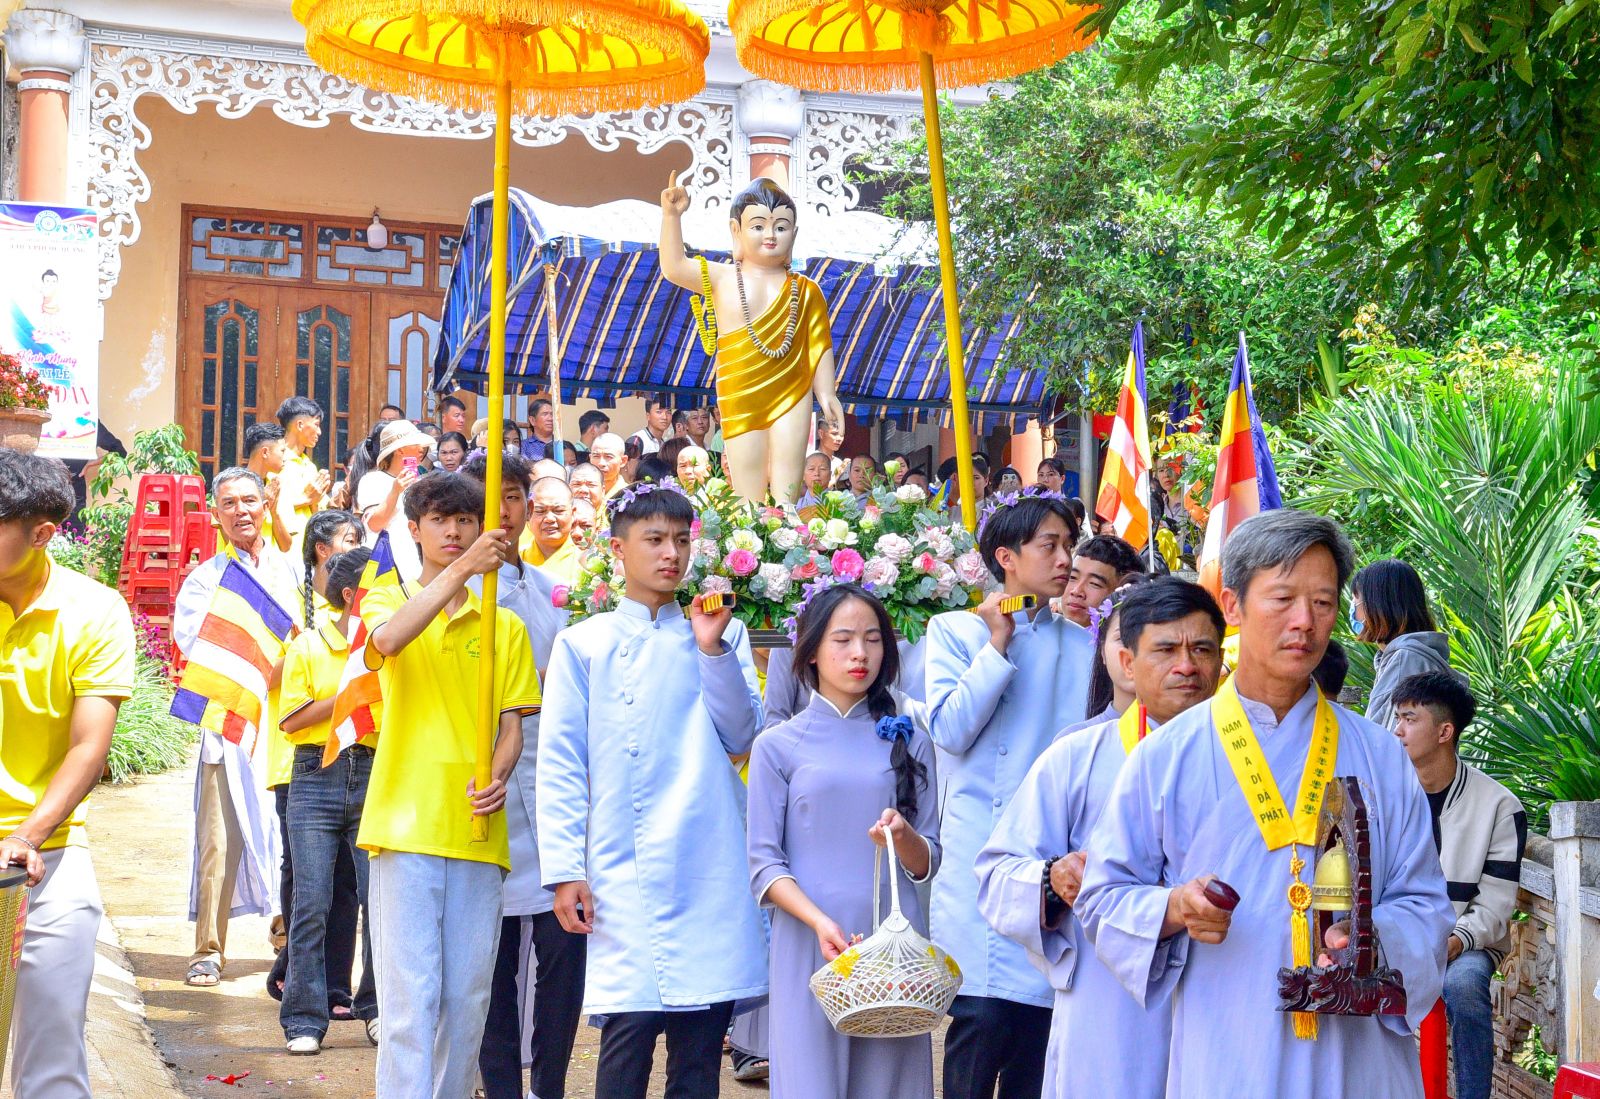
top-left (0, 202), bottom-right (101, 460)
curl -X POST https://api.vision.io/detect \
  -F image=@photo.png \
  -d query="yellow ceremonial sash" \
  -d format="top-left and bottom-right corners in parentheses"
top-left (1117, 703), bottom-right (1148, 756)
top-left (1212, 677), bottom-right (1340, 1039)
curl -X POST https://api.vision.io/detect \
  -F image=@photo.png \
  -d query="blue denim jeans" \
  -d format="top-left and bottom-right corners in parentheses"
top-left (1443, 947), bottom-right (1496, 1099)
top-left (281, 744), bottom-right (377, 1039)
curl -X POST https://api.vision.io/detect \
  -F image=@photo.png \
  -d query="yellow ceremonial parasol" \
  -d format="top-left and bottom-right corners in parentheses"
top-left (294, 0), bottom-right (709, 839)
top-left (729, 0), bottom-right (1096, 530)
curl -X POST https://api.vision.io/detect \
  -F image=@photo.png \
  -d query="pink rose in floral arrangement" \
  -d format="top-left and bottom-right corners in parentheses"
top-left (591, 582), bottom-right (610, 608)
top-left (931, 563), bottom-right (958, 598)
top-left (831, 548), bottom-right (865, 581)
top-left (863, 505), bottom-right (882, 524)
top-left (914, 551), bottom-right (939, 575)
top-left (954, 551), bottom-right (989, 587)
top-left (702, 575), bottom-right (733, 595)
top-left (551, 585), bottom-right (571, 609)
top-left (725, 549), bottom-right (760, 577)
top-left (791, 555), bottom-right (820, 581)
top-left (874, 533), bottom-right (913, 563)
top-left (861, 557), bottom-right (900, 589)
top-left (690, 518), bottom-right (702, 538)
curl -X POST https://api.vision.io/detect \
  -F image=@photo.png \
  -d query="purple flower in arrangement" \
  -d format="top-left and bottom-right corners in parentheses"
top-left (830, 548), bottom-right (865, 581)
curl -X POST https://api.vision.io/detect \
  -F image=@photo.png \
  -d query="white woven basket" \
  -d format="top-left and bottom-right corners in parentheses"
top-left (808, 816), bottom-right (963, 1038)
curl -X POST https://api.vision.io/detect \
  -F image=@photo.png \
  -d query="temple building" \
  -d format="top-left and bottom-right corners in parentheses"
top-left (3, 0), bottom-right (1071, 483)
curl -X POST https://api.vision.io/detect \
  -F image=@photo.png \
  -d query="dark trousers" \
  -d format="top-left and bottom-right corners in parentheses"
top-left (280, 746), bottom-right (377, 1038)
top-left (269, 785), bottom-right (360, 1008)
top-left (479, 912), bottom-right (588, 1099)
top-left (942, 994), bottom-right (1053, 1099)
top-left (594, 1001), bottom-right (734, 1099)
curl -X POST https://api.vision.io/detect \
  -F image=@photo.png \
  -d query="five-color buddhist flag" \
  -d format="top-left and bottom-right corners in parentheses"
top-left (324, 531), bottom-right (399, 765)
top-left (1096, 322), bottom-right (1153, 551)
top-left (169, 560), bottom-right (296, 759)
top-left (1198, 333), bottom-right (1284, 597)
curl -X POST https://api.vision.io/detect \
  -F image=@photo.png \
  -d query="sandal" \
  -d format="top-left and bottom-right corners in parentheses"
top-left (330, 1005), bottom-right (355, 1021)
top-left (186, 960), bottom-right (221, 987)
top-left (365, 1018), bottom-right (380, 1047)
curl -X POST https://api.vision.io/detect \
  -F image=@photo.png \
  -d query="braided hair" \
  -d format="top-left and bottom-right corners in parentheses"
top-left (300, 509), bottom-right (361, 625)
top-left (791, 583), bottom-right (928, 819)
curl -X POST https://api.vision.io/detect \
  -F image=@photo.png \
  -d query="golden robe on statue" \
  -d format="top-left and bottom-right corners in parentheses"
top-left (715, 274), bottom-right (834, 440)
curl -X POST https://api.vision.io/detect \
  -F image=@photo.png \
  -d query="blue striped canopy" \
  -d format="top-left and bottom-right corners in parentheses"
top-left (431, 188), bottom-right (1048, 429)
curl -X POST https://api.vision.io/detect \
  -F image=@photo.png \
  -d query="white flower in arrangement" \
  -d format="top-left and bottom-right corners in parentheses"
top-left (725, 528), bottom-right (764, 555)
top-left (895, 483), bottom-right (928, 504)
top-left (692, 537), bottom-right (721, 564)
top-left (923, 526), bottom-right (955, 559)
top-left (861, 557), bottom-right (900, 589)
top-left (819, 518), bottom-right (858, 550)
top-left (770, 527), bottom-right (800, 552)
top-left (954, 550), bottom-right (990, 586)
top-left (931, 562), bottom-right (958, 598)
top-left (701, 575), bottom-right (733, 595)
top-left (873, 533), bottom-right (914, 564)
top-left (757, 562), bottom-right (792, 600)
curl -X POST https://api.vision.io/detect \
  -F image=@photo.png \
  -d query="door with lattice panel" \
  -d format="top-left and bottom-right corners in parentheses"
top-left (279, 289), bottom-right (371, 475)
top-left (180, 282), bottom-right (280, 485)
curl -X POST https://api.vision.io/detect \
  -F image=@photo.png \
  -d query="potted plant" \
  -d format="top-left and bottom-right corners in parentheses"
top-left (0, 351), bottom-right (53, 453)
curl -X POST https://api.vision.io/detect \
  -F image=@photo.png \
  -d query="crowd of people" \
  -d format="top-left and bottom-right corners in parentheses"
top-left (0, 386), bottom-right (1526, 1099)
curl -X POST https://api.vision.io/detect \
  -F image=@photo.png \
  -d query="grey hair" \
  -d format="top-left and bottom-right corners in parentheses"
top-left (1221, 509), bottom-right (1355, 597)
top-left (212, 466), bottom-right (264, 495)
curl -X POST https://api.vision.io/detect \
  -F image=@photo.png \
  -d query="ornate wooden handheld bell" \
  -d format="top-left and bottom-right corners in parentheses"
top-left (1276, 777), bottom-right (1408, 1019)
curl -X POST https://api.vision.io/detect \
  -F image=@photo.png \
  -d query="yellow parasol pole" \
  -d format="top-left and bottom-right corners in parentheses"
top-left (472, 67), bottom-right (513, 843)
top-left (918, 51), bottom-right (978, 533)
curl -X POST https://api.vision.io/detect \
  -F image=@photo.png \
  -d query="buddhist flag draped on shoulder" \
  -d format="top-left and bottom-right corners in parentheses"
top-left (1096, 322), bottom-right (1154, 551)
top-left (324, 531), bottom-right (399, 766)
top-left (169, 560), bottom-right (296, 759)
top-left (1198, 333), bottom-right (1284, 597)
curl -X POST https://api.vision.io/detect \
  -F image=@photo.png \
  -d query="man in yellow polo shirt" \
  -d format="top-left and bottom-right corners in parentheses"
top-left (357, 472), bottom-right (539, 1099)
top-left (0, 450), bottom-right (134, 1098)
top-left (275, 396), bottom-right (332, 553)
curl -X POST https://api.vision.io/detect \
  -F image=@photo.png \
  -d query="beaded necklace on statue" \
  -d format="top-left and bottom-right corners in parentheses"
top-left (734, 260), bottom-right (801, 360)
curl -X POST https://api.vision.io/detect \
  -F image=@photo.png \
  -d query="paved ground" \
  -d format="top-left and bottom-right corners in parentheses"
top-left (40, 757), bottom-right (948, 1097)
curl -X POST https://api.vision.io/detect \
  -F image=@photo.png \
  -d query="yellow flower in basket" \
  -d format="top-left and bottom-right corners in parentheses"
top-left (831, 948), bottom-right (860, 979)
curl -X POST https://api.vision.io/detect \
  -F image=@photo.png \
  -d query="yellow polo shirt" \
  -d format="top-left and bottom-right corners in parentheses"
top-left (279, 620), bottom-right (364, 749)
top-left (277, 451), bottom-right (323, 545)
top-left (535, 538), bottom-right (581, 586)
top-left (355, 582), bottom-right (540, 868)
top-left (0, 560), bottom-right (134, 849)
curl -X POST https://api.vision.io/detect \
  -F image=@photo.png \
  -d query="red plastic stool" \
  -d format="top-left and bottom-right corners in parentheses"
top-left (1557, 1063), bottom-right (1600, 1099)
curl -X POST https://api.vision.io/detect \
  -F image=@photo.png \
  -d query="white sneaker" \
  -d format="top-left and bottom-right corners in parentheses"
top-left (286, 1035), bottom-right (321, 1055)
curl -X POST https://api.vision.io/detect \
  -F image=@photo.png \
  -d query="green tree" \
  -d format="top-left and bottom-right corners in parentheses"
top-left (874, 38), bottom-right (1390, 419)
top-left (1087, 0), bottom-right (1600, 314)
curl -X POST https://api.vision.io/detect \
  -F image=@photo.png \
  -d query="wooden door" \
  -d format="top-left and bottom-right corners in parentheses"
top-left (181, 282), bottom-right (278, 484)
top-left (279, 289), bottom-right (371, 475)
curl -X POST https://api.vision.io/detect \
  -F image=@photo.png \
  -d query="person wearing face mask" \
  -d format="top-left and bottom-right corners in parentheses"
top-left (1350, 558), bottom-right (1456, 729)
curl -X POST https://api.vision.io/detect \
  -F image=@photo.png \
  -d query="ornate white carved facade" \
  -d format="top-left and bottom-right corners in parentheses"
top-left (74, 23), bottom-right (922, 300)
